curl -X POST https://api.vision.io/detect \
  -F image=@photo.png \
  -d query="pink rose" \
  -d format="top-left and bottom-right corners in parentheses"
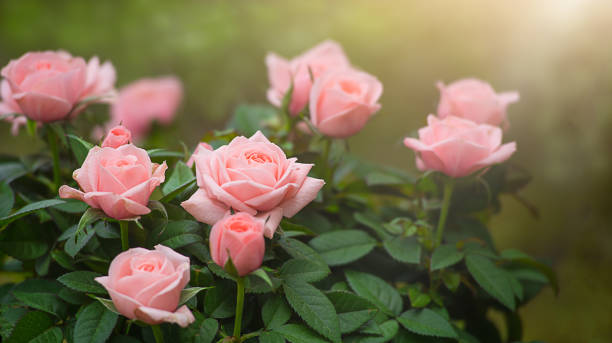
top-left (186, 142), bottom-right (213, 168)
top-left (1, 51), bottom-right (88, 122)
top-left (266, 40), bottom-right (350, 116)
top-left (0, 79), bottom-right (27, 136)
top-left (210, 212), bottom-right (265, 276)
top-left (59, 142), bottom-right (167, 220)
top-left (309, 69), bottom-right (382, 138)
top-left (110, 76), bottom-right (183, 138)
top-left (181, 131), bottom-right (324, 238)
top-left (95, 245), bottom-right (195, 327)
top-left (81, 56), bottom-right (117, 101)
top-left (404, 115), bottom-right (516, 178)
top-left (102, 125), bottom-right (132, 149)
top-left (437, 78), bottom-right (519, 128)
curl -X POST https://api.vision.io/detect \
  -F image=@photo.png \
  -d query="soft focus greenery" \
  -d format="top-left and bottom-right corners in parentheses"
top-left (1, 1), bottom-right (611, 342)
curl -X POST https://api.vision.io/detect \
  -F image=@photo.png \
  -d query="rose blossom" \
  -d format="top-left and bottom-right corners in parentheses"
top-left (1, 51), bottom-right (88, 122)
top-left (210, 212), bottom-right (265, 276)
top-left (0, 79), bottom-right (27, 135)
top-left (59, 129), bottom-right (167, 219)
top-left (95, 245), bottom-right (195, 327)
top-left (109, 76), bottom-right (183, 138)
top-left (181, 131), bottom-right (324, 238)
top-left (101, 125), bottom-right (132, 148)
top-left (309, 69), bottom-right (382, 138)
top-left (266, 40), bottom-right (350, 116)
top-left (436, 78), bottom-right (519, 128)
top-left (404, 115), bottom-right (516, 178)
top-left (81, 56), bottom-right (117, 101)
top-left (186, 142), bottom-right (213, 168)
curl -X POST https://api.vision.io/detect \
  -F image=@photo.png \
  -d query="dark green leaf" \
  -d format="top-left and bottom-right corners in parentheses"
top-left (147, 149), bottom-right (184, 159)
top-left (283, 279), bottom-right (341, 342)
top-left (280, 258), bottom-right (330, 283)
top-left (259, 331), bottom-right (285, 343)
top-left (0, 162), bottom-right (27, 184)
top-left (67, 134), bottom-right (94, 165)
top-left (57, 271), bottom-right (106, 294)
top-left (273, 324), bottom-right (329, 343)
top-left (76, 208), bottom-right (106, 240)
top-left (326, 290), bottom-right (377, 334)
top-left (51, 250), bottom-right (76, 270)
top-left (5, 311), bottom-right (54, 343)
top-left (345, 270), bottom-right (403, 316)
top-left (397, 309), bottom-right (457, 338)
top-left (383, 236), bottom-right (421, 264)
top-left (73, 301), bottom-right (118, 343)
top-left (160, 233), bottom-right (202, 249)
top-left (465, 254), bottom-right (516, 310)
top-left (161, 161), bottom-right (195, 202)
top-left (279, 237), bottom-right (326, 266)
top-left (228, 104), bottom-right (277, 136)
top-left (195, 318), bottom-right (218, 343)
top-left (94, 297), bottom-right (119, 314)
top-left (262, 295), bottom-right (292, 329)
top-left (30, 326), bottom-right (63, 343)
top-left (12, 292), bottom-right (67, 318)
top-left (65, 225), bottom-right (96, 258)
top-left (204, 280), bottom-right (235, 318)
top-left (430, 244), bottom-right (464, 271)
top-left (309, 230), bottom-right (376, 266)
top-left (0, 199), bottom-right (65, 227)
top-left (407, 287), bottom-right (431, 308)
top-left (0, 182), bottom-right (14, 217)
top-left (354, 212), bottom-right (390, 241)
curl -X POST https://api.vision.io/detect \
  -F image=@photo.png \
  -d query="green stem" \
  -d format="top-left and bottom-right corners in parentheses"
top-left (151, 325), bottom-right (164, 343)
top-left (435, 178), bottom-right (455, 247)
top-left (47, 129), bottom-right (61, 191)
top-left (120, 221), bottom-right (129, 251)
top-left (233, 277), bottom-right (246, 342)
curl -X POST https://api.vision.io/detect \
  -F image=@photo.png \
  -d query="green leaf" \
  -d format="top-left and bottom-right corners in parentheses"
top-left (501, 252), bottom-right (559, 295)
top-left (430, 244), bottom-right (464, 271)
top-left (65, 225), bottom-right (96, 258)
top-left (383, 236), bottom-right (421, 264)
top-left (0, 162), bottom-right (27, 183)
top-left (397, 309), bottom-right (457, 338)
top-left (309, 230), bottom-right (376, 266)
top-left (273, 324), bottom-right (329, 343)
top-left (259, 331), bottom-right (285, 343)
top-left (0, 199), bottom-right (65, 227)
top-left (441, 270), bottom-right (461, 292)
top-left (465, 254), bottom-right (516, 310)
top-left (179, 287), bottom-right (210, 306)
top-left (57, 271), bottom-right (106, 294)
top-left (12, 292), bottom-right (67, 318)
top-left (161, 161), bottom-right (195, 201)
top-left (67, 134), bottom-right (94, 165)
top-left (279, 237), bottom-right (326, 266)
top-left (353, 212), bottom-right (390, 241)
top-left (5, 311), bottom-right (54, 343)
top-left (94, 297), bottom-right (119, 314)
top-left (204, 280), bottom-right (235, 318)
top-left (262, 295), bottom-right (292, 330)
top-left (280, 258), bottom-right (330, 283)
top-left (0, 224), bottom-right (48, 260)
top-left (0, 182), bottom-right (14, 218)
top-left (345, 270), bottom-right (403, 316)
top-left (326, 290), bottom-right (377, 334)
top-left (228, 104), bottom-right (278, 137)
top-left (73, 301), bottom-right (118, 343)
top-left (58, 287), bottom-right (90, 305)
top-left (407, 286), bottom-right (431, 308)
top-left (76, 208), bottom-right (106, 240)
top-left (147, 149), bottom-right (184, 159)
top-left (283, 279), bottom-right (341, 342)
top-left (194, 318), bottom-right (218, 343)
top-left (252, 268), bottom-right (274, 288)
top-left (30, 326), bottom-right (63, 343)
top-left (159, 233), bottom-right (203, 249)
top-left (360, 319), bottom-right (400, 341)
top-left (51, 250), bottom-right (76, 270)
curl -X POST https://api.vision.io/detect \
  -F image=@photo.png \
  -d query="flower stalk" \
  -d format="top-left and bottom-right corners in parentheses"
top-left (47, 128), bottom-right (61, 191)
top-left (435, 178), bottom-right (455, 247)
top-left (233, 276), bottom-right (246, 342)
top-left (151, 324), bottom-right (164, 343)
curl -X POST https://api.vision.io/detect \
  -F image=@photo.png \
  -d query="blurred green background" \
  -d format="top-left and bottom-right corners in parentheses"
top-left (1, 1), bottom-right (611, 341)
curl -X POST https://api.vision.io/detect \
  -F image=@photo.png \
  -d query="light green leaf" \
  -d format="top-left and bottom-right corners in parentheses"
top-left (326, 290), bottom-right (377, 334)
top-left (252, 268), bottom-right (274, 288)
top-left (430, 244), bottom-right (464, 271)
top-left (280, 258), bottom-right (330, 283)
top-left (309, 230), bottom-right (376, 266)
top-left (76, 208), bottom-right (106, 239)
top-left (161, 161), bottom-right (196, 202)
top-left (407, 287), bottom-right (431, 308)
top-left (147, 149), bottom-right (184, 159)
top-left (94, 297), bottom-right (119, 314)
top-left (465, 254), bottom-right (516, 310)
top-left (57, 271), bottom-right (106, 294)
top-left (383, 236), bottom-right (421, 264)
top-left (283, 279), bottom-right (341, 343)
top-left (397, 309), bottom-right (457, 338)
top-left (262, 295), bottom-right (292, 330)
top-left (345, 270), bottom-right (403, 316)
top-left (73, 301), bottom-right (118, 343)
top-left (273, 324), bottom-right (329, 343)
top-left (179, 287), bottom-right (210, 306)
top-left (0, 199), bottom-right (65, 227)
top-left (228, 104), bottom-right (278, 137)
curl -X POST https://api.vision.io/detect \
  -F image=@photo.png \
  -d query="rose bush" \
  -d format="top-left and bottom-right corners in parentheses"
top-left (0, 41), bottom-right (555, 343)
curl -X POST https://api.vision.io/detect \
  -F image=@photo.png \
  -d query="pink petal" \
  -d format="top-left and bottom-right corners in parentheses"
top-left (181, 189), bottom-right (229, 225)
top-left (257, 207), bottom-right (284, 238)
top-left (13, 91), bottom-right (72, 122)
top-left (280, 176), bottom-right (325, 217)
top-left (134, 305), bottom-right (195, 327)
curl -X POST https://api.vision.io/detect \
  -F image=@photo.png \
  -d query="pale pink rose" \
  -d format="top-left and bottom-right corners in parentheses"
top-left (110, 77), bottom-right (183, 138)
top-left (181, 131), bottom-right (325, 238)
top-left (437, 78), bottom-right (519, 128)
top-left (210, 212), bottom-right (265, 276)
top-left (59, 143), bottom-right (167, 220)
top-left (95, 245), bottom-right (195, 327)
top-left (101, 125), bottom-right (132, 148)
top-left (404, 115), bottom-right (516, 178)
top-left (266, 40), bottom-right (350, 116)
top-left (309, 69), bottom-right (382, 138)
top-left (81, 56), bottom-right (117, 101)
top-left (186, 142), bottom-right (213, 168)
top-left (0, 79), bottom-right (27, 135)
top-left (1, 51), bottom-right (88, 122)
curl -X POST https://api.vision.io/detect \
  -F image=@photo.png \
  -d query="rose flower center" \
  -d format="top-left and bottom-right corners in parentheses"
top-left (339, 80), bottom-right (361, 95)
top-left (35, 61), bottom-right (53, 71)
top-left (245, 151), bottom-right (272, 164)
top-left (227, 219), bottom-right (250, 232)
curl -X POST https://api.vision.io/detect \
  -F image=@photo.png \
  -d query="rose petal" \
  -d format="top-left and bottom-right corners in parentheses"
top-left (181, 189), bottom-right (229, 225)
top-left (134, 305), bottom-right (195, 327)
top-left (279, 177), bottom-right (325, 217)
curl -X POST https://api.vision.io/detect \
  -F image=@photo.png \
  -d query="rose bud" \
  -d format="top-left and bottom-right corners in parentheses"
top-left (210, 212), bottom-right (265, 276)
top-left (59, 138), bottom-right (167, 220)
top-left (309, 69), bottom-right (382, 138)
top-left (95, 245), bottom-right (195, 327)
top-left (101, 125), bottom-right (132, 148)
top-left (1, 51), bottom-right (89, 122)
top-left (110, 76), bottom-right (182, 139)
top-left (404, 115), bottom-right (516, 178)
top-left (186, 142), bottom-right (213, 168)
top-left (436, 78), bottom-right (519, 128)
top-left (181, 131), bottom-right (324, 238)
top-left (266, 40), bottom-right (350, 116)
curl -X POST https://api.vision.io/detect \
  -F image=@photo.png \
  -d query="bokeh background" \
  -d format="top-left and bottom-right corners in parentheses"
top-left (1, 1), bottom-right (611, 341)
